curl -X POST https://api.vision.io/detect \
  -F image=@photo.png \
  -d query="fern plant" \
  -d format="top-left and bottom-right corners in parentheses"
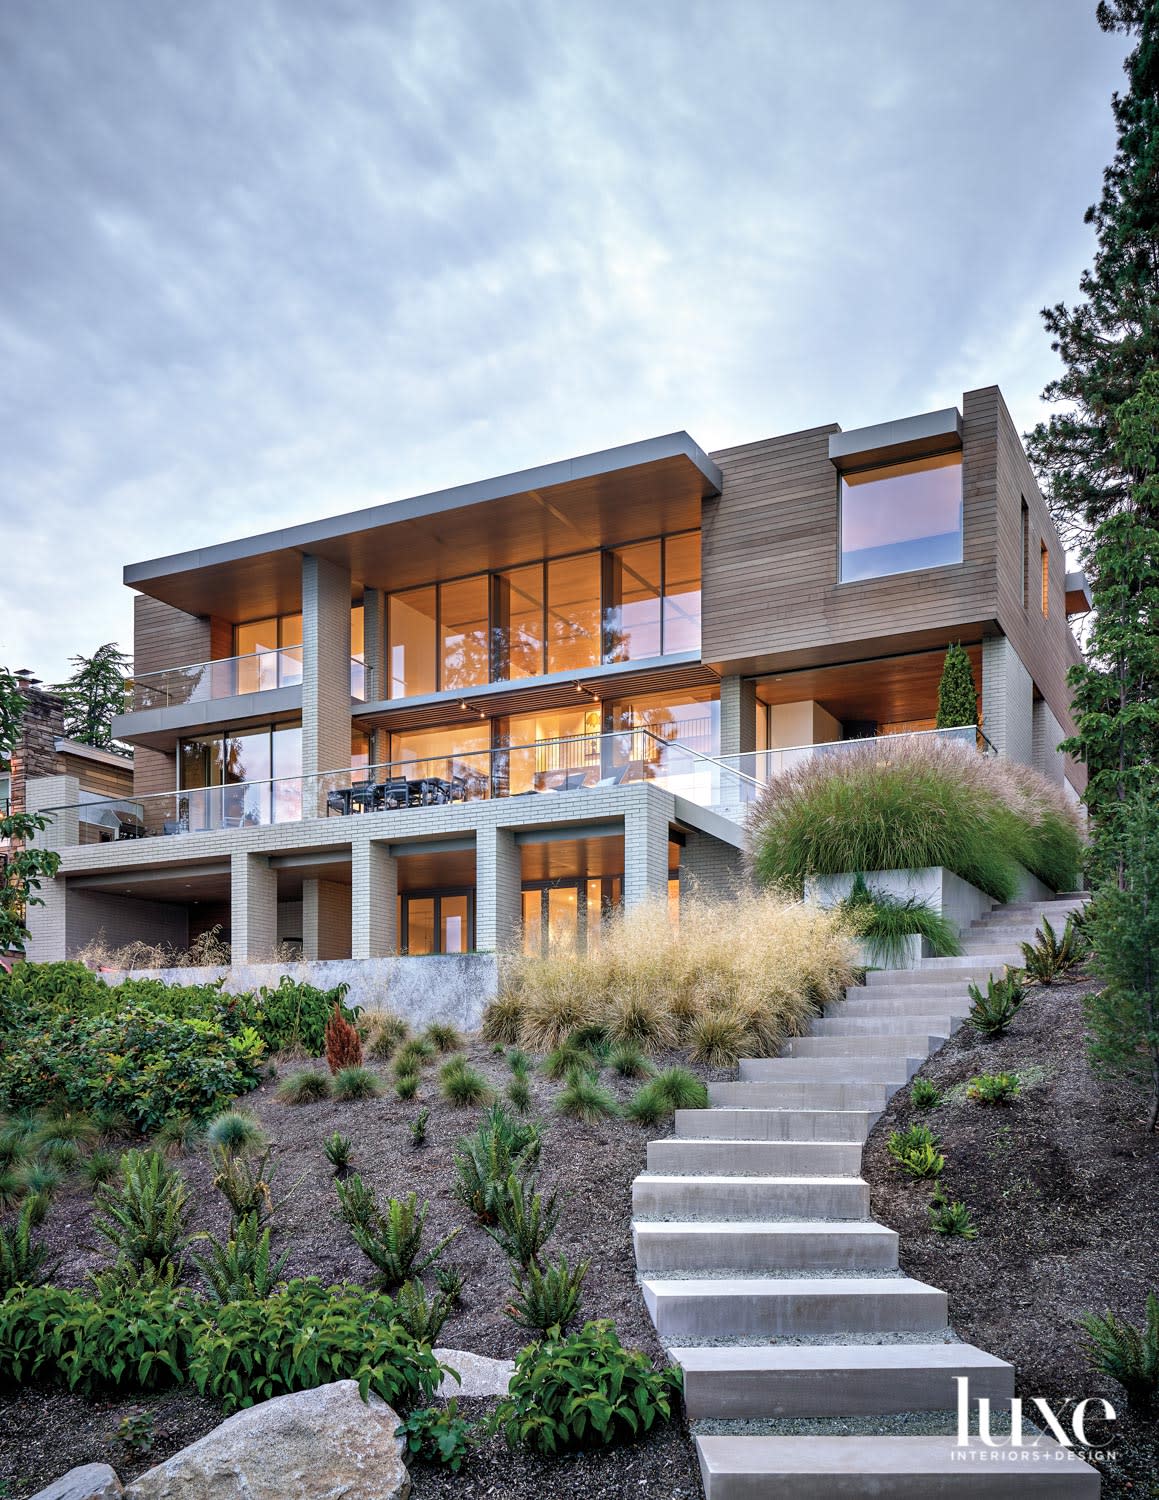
top-left (887, 1124), bottom-right (945, 1179)
top-left (928, 1184), bottom-right (978, 1239)
top-left (0, 1197), bottom-right (57, 1293)
top-left (1020, 915), bottom-right (1090, 985)
top-left (334, 1177), bottom-right (461, 1290)
top-left (967, 1072), bottom-right (1021, 1104)
top-left (506, 1253), bottom-right (589, 1334)
top-left (485, 1172), bottom-right (561, 1269)
top-left (394, 1277), bottom-right (456, 1342)
top-left (324, 1133), bottom-right (353, 1173)
top-left (190, 1212), bottom-right (289, 1302)
top-left (210, 1144), bottom-right (283, 1227)
top-left (452, 1105), bottom-right (542, 1224)
top-left (967, 972), bottom-right (1025, 1039)
top-left (92, 1150), bottom-right (191, 1278)
top-left (1080, 1291), bottom-right (1159, 1414)
top-left (910, 1078), bottom-right (942, 1110)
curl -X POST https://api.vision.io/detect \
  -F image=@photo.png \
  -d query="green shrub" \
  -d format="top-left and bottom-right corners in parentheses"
top-left (393, 1278), bottom-right (455, 1343)
top-left (1021, 914), bottom-right (1089, 985)
top-left (15, 1162), bottom-right (61, 1199)
top-left (276, 1069), bottom-right (331, 1105)
top-left (506, 1253), bottom-right (588, 1334)
top-left (935, 642), bottom-right (979, 730)
top-left (423, 1022), bottom-right (462, 1054)
top-left (967, 1072), bottom-right (1022, 1104)
top-left (395, 1038), bottom-right (435, 1074)
top-left (81, 1149), bottom-right (119, 1189)
top-left (439, 1058), bottom-right (492, 1107)
top-left (332, 1066), bottom-right (381, 1102)
top-left (555, 1073), bottom-right (620, 1124)
top-left (506, 1048), bottom-right (533, 1077)
top-left (506, 1075), bottom-right (533, 1114)
top-left (543, 1041), bottom-right (598, 1081)
top-left (324, 1133), bottom-right (352, 1172)
top-left (410, 1109), bottom-right (430, 1147)
top-left (366, 1013), bottom-right (410, 1061)
top-left (627, 1066), bottom-right (708, 1124)
top-left (910, 1078), bottom-right (943, 1110)
top-left (190, 1212), bottom-right (289, 1303)
top-left (452, 1104), bottom-right (542, 1224)
top-left (395, 1072), bottom-right (420, 1101)
top-left (928, 1185), bottom-right (978, 1239)
top-left (486, 1173), bottom-right (561, 1269)
top-left (93, 1150), bottom-right (191, 1279)
top-left (436, 1264), bottom-right (464, 1304)
top-left (155, 1114), bottom-right (206, 1157)
top-left (335, 1178), bottom-right (461, 1290)
top-left (967, 973), bottom-right (1025, 1039)
top-left (608, 1043), bottom-right (652, 1079)
top-left (887, 1125), bottom-right (945, 1179)
top-left (1080, 1291), bottom-right (1159, 1415)
top-left (0, 1198), bottom-right (57, 1293)
top-left (840, 874), bottom-right (964, 966)
top-left (398, 1398), bottom-right (476, 1470)
top-left (253, 975), bottom-right (358, 1055)
top-left (205, 1112), bottom-right (267, 1153)
top-left (497, 1320), bottom-right (680, 1453)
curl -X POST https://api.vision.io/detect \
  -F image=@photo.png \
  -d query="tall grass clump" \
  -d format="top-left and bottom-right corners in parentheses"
top-left (749, 736), bottom-right (1083, 902)
top-left (489, 891), bottom-right (857, 1058)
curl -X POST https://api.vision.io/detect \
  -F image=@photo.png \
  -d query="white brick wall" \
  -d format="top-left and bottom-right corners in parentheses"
top-left (982, 635), bottom-right (1034, 766)
top-left (1032, 697), bottom-right (1066, 785)
top-left (720, 675), bottom-right (757, 757)
top-left (352, 840), bottom-right (397, 958)
top-left (231, 852), bottom-right (278, 961)
top-left (302, 553), bottom-right (352, 797)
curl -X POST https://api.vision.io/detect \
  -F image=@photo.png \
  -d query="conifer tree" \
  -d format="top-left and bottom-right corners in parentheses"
top-left (934, 644), bottom-right (978, 730)
top-left (54, 643), bottom-right (132, 754)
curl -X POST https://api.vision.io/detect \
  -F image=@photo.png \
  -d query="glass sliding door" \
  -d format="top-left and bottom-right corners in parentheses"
top-left (401, 891), bottom-right (474, 954)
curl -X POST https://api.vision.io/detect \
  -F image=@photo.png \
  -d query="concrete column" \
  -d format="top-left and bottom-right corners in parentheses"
top-left (24, 774), bottom-right (80, 850)
top-left (302, 878), bottom-right (352, 961)
top-left (352, 840), bottom-right (398, 958)
top-left (362, 588), bottom-right (386, 704)
top-left (982, 635), bottom-right (1034, 765)
top-left (475, 824), bottom-right (521, 953)
top-left (302, 554), bottom-right (353, 812)
top-left (1032, 698), bottom-right (1066, 785)
top-left (623, 797), bottom-right (671, 909)
top-left (231, 851), bottom-right (278, 962)
top-left (719, 675), bottom-right (757, 758)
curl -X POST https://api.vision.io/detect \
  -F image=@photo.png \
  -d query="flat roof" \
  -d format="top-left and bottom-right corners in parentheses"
top-left (125, 432), bottom-right (722, 619)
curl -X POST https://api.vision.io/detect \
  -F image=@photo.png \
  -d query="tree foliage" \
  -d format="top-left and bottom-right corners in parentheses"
top-left (0, 810), bottom-right (61, 955)
top-left (934, 643), bottom-right (979, 730)
top-left (54, 643), bottom-right (131, 753)
top-left (0, 666), bottom-right (24, 762)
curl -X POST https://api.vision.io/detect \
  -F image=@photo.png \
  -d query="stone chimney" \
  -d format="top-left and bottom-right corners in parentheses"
top-left (8, 676), bottom-right (66, 815)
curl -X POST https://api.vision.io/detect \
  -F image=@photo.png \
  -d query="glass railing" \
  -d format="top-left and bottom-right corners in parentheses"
top-left (131, 651), bottom-right (365, 708)
top-left (37, 731), bottom-right (758, 844)
top-left (717, 724), bottom-right (996, 786)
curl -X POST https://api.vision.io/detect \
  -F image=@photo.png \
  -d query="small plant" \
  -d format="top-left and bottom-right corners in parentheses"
top-left (395, 1037), bottom-right (435, 1074)
top-left (332, 1065), bottom-right (381, 1101)
top-left (1020, 914), bottom-right (1090, 985)
top-left (841, 873), bottom-right (964, 966)
top-left (0, 1197), bottom-right (57, 1294)
top-left (114, 1409), bottom-right (156, 1458)
top-left (1080, 1291), bottom-right (1159, 1415)
top-left (967, 1072), bottom-right (1022, 1104)
top-left (366, 1012), bottom-right (410, 1061)
top-left (424, 1022), bottom-right (462, 1053)
top-left (439, 1057), bottom-right (493, 1108)
top-left (626, 1067), bottom-right (708, 1124)
top-left (967, 972), bottom-right (1026, 1039)
top-left (324, 1002), bottom-right (364, 1073)
top-left (394, 1277), bottom-right (456, 1342)
top-left (687, 1010), bottom-right (752, 1067)
top-left (555, 1073), bottom-right (620, 1124)
top-left (507, 1048), bottom-right (533, 1077)
top-left (81, 1149), bottom-right (119, 1189)
top-left (506, 1075), bottom-right (533, 1114)
top-left (410, 1108), bottom-right (430, 1147)
top-left (911, 1078), bottom-right (943, 1111)
top-left (486, 1172), bottom-right (561, 1269)
top-left (928, 1184), bottom-right (978, 1239)
top-left (15, 1162), bottom-right (61, 1199)
top-left (210, 1144), bottom-right (284, 1227)
top-left (276, 1069), bottom-right (332, 1105)
top-left (543, 1040), bottom-right (599, 1082)
top-left (481, 991), bottom-right (523, 1047)
top-left (93, 1149), bottom-right (191, 1278)
top-left (452, 1104), bottom-right (542, 1224)
top-left (335, 1177), bottom-right (461, 1290)
top-left (155, 1114), bottom-right (206, 1156)
top-left (324, 1133), bottom-right (353, 1173)
top-left (398, 1398), bottom-right (476, 1470)
top-left (395, 1071), bottom-right (420, 1101)
top-left (190, 1212), bottom-right (290, 1302)
top-left (887, 1124), bottom-right (945, 1179)
top-left (205, 1111), bottom-right (267, 1153)
top-left (497, 1319), bottom-right (681, 1453)
top-left (608, 1043), bottom-right (653, 1079)
top-left (436, 1263), bottom-right (465, 1303)
top-left (506, 1253), bottom-right (589, 1334)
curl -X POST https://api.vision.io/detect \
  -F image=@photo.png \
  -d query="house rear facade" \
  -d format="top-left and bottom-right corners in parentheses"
top-left (25, 384), bottom-right (1087, 967)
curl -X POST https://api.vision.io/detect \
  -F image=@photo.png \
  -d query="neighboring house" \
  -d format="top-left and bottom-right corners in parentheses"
top-left (25, 386), bottom-right (1089, 966)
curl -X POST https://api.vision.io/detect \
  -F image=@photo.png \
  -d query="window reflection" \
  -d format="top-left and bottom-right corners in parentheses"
top-left (440, 576), bottom-right (489, 691)
top-left (604, 540), bottom-right (661, 663)
top-left (662, 532), bottom-right (701, 653)
top-left (840, 453), bottom-right (963, 582)
top-left (493, 565), bottom-right (545, 680)
top-left (546, 554), bottom-right (601, 674)
top-left (390, 587), bottom-right (437, 698)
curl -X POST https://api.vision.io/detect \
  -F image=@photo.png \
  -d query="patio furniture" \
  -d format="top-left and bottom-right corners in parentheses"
top-left (350, 781), bottom-right (382, 813)
top-left (381, 778), bottom-right (411, 809)
top-left (326, 788), bottom-right (353, 817)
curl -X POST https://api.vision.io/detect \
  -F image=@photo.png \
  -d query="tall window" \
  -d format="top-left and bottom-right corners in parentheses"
top-left (1041, 543), bottom-right (1050, 617)
top-left (493, 564), bottom-right (545, 680)
top-left (546, 553), bottom-right (602, 674)
top-left (663, 531), bottom-right (701, 653)
top-left (389, 587), bottom-right (438, 698)
top-left (177, 723), bottom-right (301, 829)
top-left (234, 614), bottom-right (302, 692)
top-left (1020, 499), bottom-right (1030, 609)
top-left (440, 576), bottom-right (489, 690)
top-left (839, 453), bottom-right (963, 582)
top-left (604, 540), bottom-right (662, 662)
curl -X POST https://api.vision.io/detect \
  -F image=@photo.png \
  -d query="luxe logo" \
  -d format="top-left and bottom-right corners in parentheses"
top-left (955, 1376), bottom-right (1117, 1452)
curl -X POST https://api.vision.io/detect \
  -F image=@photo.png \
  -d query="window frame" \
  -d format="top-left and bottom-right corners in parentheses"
top-left (836, 450), bottom-right (965, 585)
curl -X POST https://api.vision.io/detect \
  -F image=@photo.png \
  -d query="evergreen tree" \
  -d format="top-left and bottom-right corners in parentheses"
top-left (1026, 1), bottom-right (1159, 557)
top-left (0, 666), bottom-right (24, 761)
top-left (54, 643), bottom-right (132, 754)
top-left (934, 644), bottom-right (979, 730)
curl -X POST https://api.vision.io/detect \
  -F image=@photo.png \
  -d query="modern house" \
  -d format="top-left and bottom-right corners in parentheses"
top-left (25, 386), bottom-right (1088, 971)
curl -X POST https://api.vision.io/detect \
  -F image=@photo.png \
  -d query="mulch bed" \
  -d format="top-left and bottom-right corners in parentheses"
top-left (0, 1040), bottom-right (717, 1499)
top-left (862, 972), bottom-right (1159, 1499)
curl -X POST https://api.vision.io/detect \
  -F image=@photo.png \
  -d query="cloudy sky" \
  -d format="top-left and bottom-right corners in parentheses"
top-left (0, 0), bottom-right (1128, 683)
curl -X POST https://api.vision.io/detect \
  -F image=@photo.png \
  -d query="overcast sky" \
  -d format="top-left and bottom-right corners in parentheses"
top-left (0, 0), bottom-right (1128, 683)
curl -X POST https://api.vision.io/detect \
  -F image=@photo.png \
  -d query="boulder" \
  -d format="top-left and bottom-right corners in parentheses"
top-left (123, 1381), bottom-right (409, 1500)
top-left (433, 1347), bottom-right (515, 1398)
top-left (28, 1465), bottom-right (122, 1500)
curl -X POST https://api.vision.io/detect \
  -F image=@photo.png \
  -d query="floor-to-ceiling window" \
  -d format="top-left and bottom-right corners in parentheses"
top-left (177, 723), bottom-right (301, 830)
top-left (401, 891), bottom-right (474, 954)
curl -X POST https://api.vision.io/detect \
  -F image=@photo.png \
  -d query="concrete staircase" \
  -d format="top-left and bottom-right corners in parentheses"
top-left (632, 895), bottom-right (1099, 1497)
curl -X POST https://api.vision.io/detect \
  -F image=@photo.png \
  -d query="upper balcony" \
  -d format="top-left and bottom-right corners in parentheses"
top-left (132, 649), bottom-right (365, 709)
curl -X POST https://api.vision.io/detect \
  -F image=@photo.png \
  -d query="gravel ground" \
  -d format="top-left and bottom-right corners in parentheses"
top-left (0, 1039), bottom-right (725, 1499)
top-left (862, 972), bottom-right (1159, 1499)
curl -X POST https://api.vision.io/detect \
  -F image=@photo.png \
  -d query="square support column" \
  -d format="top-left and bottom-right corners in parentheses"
top-left (352, 840), bottom-right (398, 958)
top-left (720, 676), bottom-right (758, 758)
top-left (982, 635), bottom-right (1034, 765)
top-left (24, 774), bottom-right (80, 850)
top-left (623, 798), bottom-right (672, 910)
top-left (302, 553), bottom-right (353, 810)
top-left (302, 879), bottom-right (353, 961)
top-left (476, 825), bottom-right (521, 953)
top-left (362, 587), bottom-right (386, 705)
top-left (231, 851), bottom-right (278, 963)
top-left (23, 872), bottom-right (67, 962)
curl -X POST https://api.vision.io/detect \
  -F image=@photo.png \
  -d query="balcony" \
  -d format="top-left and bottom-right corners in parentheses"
top-left (132, 651), bottom-right (366, 710)
top-left (716, 725), bottom-right (995, 787)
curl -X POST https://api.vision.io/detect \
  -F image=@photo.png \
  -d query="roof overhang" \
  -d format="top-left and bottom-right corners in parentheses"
top-left (828, 407), bottom-right (963, 472)
top-left (124, 433), bottom-right (722, 621)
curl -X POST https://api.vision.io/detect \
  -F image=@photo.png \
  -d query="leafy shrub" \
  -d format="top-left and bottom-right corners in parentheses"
top-left (205, 1112), bottom-right (266, 1153)
top-left (968, 973), bottom-right (1026, 1039)
top-left (452, 1104), bottom-right (542, 1224)
top-left (750, 736), bottom-right (1083, 901)
top-left (424, 1022), bottom-right (462, 1053)
top-left (324, 1004), bottom-right (363, 1073)
top-left (335, 1178), bottom-right (461, 1290)
top-left (1080, 1291), bottom-right (1159, 1414)
top-left (398, 1399), bottom-right (476, 1470)
top-left (439, 1057), bottom-right (492, 1107)
top-left (506, 1076), bottom-right (533, 1115)
top-left (276, 1068), bottom-right (331, 1105)
top-left (687, 1009), bottom-right (752, 1066)
top-left (840, 874), bottom-right (964, 966)
top-left (324, 1133), bottom-right (352, 1172)
top-left (394, 1277), bottom-right (455, 1342)
top-left (1021, 914), bottom-right (1090, 985)
top-left (497, 1320), bottom-right (680, 1453)
top-left (115, 1409), bottom-right (156, 1457)
top-left (608, 1043), bottom-right (652, 1079)
top-left (332, 1066), bottom-right (381, 1101)
top-left (410, 1108), bottom-right (430, 1146)
top-left (486, 1173), bottom-right (561, 1269)
top-left (93, 1150), bottom-right (191, 1279)
top-left (544, 1041), bottom-right (599, 1082)
top-left (0, 1198), bottom-right (57, 1293)
top-left (967, 1072), bottom-right (1022, 1104)
top-left (506, 1253), bottom-right (589, 1334)
top-left (887, 1125), bottom-right (945, 1179)
top-left (254, 975), bottom-right (357, 1055)
top-left (190, 1212), bottom-right (289, 1302)
top-left (928, 1185), bottom-right (978, 1240)
top-left (395, 1072), bottom-right (420, 1101)
top-left (555, 1073), bottom-right (620, 1123)
top-left (366, 1012), bottom-right (410, 1061)
top-left (910, 1078), bottom-right (943, 1111)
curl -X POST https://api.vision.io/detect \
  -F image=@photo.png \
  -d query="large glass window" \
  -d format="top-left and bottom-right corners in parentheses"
top-left (177, 723), bottom-right (301, 830)
top-left (604, 540), bottom-right (662, 663)
top-left (610, 687), bottom-right (720, 757)
top-left (440, 576), bottom-right (489, 691)
top-left (663, 531), bottom-right (701, 653)
top-left (505, 706), bottom-right (602, 794)
top-left (389, 587), bottom-right (437, 698)
top-left (839, 453), bottom-right (963, 582)
top-left (546, 553), bottom-right (601, 674)
top-left (402, 892), bottom-right (473, 954)
top-left (493, 564), bottom-right (545, 681)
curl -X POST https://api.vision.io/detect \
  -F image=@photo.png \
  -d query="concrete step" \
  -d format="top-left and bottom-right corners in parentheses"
top-left (633, 1173), bottom-right (870, 1221)
top-left (738, 1058), bottom-right (919, 1084)
top-left (633, 1219), bottom-right (899, 1273)
top-left (695, 1433), bottom-right (1100, 1498)
top-left (642, 1274), bottom-right (947, 1338)
top-left (846, 982), bottom-right (977, 1002)
top-left (964, 922), bottom-right (1042, 941)
top-left (647, 1138), bottom-right (865, 1175)
top-left (674, 1341), bottom-right (1015, 1418)
top-left (834, 995), bottom-right (971, 1018)
top-left (709, 1081), bottom-right (891, 1111)
top-left (982, 899), bottom-right (1085, 920)
top-left (809, 1015), bottom-right (958, 1037)
top-left (866, 963), bottom-right (1009, 987)
top-left (784, 1034), bottom-right (944, 1057)
top-left (676, 1108), bottom-right (879, 1142)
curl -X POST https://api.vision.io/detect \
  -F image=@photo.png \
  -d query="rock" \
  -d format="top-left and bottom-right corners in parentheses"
top-left (123, 1381), bottom-right (409, 1500)
top-left (433, 1347), bottom-right (515, 1397)
top-left (28, 1465), bottom-right (123, 1500)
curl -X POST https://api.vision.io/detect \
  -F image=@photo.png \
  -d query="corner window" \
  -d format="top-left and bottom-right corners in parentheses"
top-left (839, 452), bottom-right (963, 583)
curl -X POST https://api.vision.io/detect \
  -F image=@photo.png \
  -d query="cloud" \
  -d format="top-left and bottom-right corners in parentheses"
top-left (0, 0), bottom-right (1128, 679)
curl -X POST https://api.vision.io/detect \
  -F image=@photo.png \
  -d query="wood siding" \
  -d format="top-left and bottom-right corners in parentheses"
top-left (133, 595), bottom-right (214, 677)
